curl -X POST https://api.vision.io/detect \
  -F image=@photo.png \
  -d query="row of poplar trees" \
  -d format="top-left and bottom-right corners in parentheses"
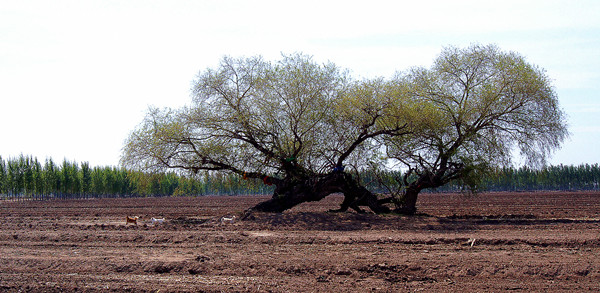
top-left (383, 164), bottom-right (600, 192)
top-left (0, 155), bottom-right (273, 200)
top-left (0, 155), bottom-right (598, 200)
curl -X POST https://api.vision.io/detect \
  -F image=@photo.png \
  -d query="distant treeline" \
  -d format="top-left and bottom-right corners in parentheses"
top-left (0, 155), bottom-right (598, 200)
top-left (482, 164), bottom-right (600, 191)
top-left (0, 155), bottom-right (273, 200)
top-left (363, 164), bottom-right (600, 193)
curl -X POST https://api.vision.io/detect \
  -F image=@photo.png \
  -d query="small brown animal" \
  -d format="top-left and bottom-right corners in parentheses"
top-left (126, 216), bottom-right (140, 225)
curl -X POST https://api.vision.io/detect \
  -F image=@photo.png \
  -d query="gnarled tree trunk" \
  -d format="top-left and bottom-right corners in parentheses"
top-left (394, 186), bottom-right (421, 215)
top-left (249, 172), bottom-right (390, 214)
top-left (394, 164), bottom-right (461, 215)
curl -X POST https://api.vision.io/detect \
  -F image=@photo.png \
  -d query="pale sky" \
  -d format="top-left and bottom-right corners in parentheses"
top-left (1, 0), bottom-right (599, 167)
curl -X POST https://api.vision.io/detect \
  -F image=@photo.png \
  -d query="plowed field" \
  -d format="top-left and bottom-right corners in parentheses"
top-left (1, 192), bottom-right (599, 292)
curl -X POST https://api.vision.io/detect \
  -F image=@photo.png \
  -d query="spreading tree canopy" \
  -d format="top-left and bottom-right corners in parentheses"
top-left (122, 45), bottom-right (568, 215)
top-left (122, 54), bottom-right (415, 213)
top-left (383, 44), bottom-right (569, 213)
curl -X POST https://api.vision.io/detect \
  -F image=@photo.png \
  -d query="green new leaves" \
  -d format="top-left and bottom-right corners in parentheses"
top-left (122, 44), bottom-right (568, 198)
top-left (386, 44), bottom-right (569, 197)
top-left (122, 54), bottom-right (411, 179)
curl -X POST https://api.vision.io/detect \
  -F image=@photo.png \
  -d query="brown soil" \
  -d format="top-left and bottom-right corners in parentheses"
top-left (1, 191), bottom-right (599, 292)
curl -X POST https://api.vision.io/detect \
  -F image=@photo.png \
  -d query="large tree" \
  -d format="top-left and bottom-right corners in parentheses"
top-left (121, 54), bottom-right (414, 213)
top-left (383, 44), bottom-right (569, 214)
top-left (122, 45), bottom-right (568, 215)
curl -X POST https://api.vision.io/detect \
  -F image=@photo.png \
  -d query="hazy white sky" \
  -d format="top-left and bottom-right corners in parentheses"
top-left (1, 0), bottom-right (599, 167)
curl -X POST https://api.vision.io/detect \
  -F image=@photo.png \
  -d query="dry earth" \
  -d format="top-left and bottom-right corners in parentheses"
top-left (1, 192), bottom-right (599, 292)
